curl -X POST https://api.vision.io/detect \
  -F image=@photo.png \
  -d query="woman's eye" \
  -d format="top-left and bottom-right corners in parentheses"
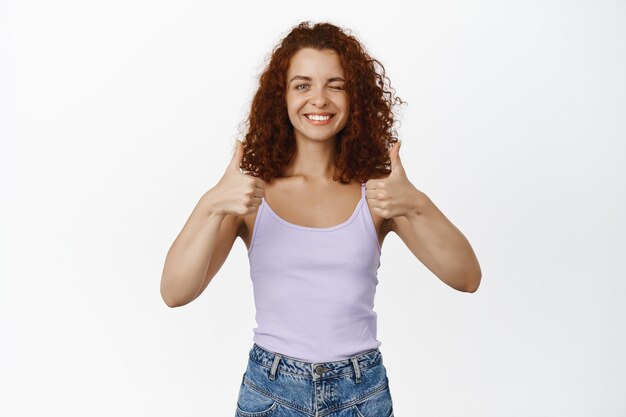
top-left (295, 84), bottom-right (345, 91)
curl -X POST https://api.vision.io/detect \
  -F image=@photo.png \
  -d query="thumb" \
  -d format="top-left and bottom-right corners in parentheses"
top-left (228, 139), bottom-right (244, 172)
top-left (390, 140), bottom-right (403, 172)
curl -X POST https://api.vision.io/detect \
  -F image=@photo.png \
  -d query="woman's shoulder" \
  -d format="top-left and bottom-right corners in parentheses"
top-left (366, 171), bottom-right (391, 181)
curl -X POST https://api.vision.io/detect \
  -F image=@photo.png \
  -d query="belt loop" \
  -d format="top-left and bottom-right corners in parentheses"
top-left (269, 353), bottom-right (282, 381)
top-left (351, 357), bottom-right (362, 384)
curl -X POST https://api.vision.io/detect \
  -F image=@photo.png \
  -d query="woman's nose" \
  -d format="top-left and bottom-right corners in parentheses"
top-left (310, 87), bottom-right (328, 106)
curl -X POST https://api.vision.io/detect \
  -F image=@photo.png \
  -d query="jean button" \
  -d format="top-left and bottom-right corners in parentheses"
top-left (315, 365), bottom-right (329, 375)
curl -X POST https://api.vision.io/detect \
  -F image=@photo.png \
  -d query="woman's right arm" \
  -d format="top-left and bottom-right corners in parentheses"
top-left (159, 186), bottom-right (240, 308)
top-left (160, 139), bottom-right (265, 308)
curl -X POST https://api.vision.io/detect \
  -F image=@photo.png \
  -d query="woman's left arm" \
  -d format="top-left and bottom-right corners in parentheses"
top-left (366, 141), bottom-right (482, 293)
top-left (391, 194), bottom-right (482, 292)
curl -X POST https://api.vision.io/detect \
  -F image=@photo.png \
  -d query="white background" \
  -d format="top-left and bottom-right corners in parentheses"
top-left (1, 1), bottom-right (625, 416)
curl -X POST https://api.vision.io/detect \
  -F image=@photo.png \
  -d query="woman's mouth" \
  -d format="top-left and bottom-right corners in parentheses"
top-left (304, 113), bottom-right (335, 125)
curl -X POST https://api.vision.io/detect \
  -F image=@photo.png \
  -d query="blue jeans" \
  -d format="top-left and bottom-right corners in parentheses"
top-left (235, 343), bottom-right (394, 417)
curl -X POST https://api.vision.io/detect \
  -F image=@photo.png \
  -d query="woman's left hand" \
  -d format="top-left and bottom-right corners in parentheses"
top-left (365, 140), bottom-right (429, 219)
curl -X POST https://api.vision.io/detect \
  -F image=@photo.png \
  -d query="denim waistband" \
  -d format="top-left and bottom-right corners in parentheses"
top-left (248, 343), bottom-right (383, 381)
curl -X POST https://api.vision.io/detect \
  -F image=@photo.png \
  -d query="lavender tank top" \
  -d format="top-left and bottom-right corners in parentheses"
top-left (247, 182), bottom-right (382, 362)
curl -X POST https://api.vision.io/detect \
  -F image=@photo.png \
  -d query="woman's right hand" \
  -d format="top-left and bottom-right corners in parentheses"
top-left (208, 139), bottom-right (266, 216)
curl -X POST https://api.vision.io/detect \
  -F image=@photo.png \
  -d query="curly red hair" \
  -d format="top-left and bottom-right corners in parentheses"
top-left (237, 21), bottom-right (406, 184)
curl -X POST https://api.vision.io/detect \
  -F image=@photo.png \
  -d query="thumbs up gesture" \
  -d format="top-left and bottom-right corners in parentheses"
top-left (364, 140), bottom-right (427, 219)
top-left (211, 139), bottom-right (266, 216)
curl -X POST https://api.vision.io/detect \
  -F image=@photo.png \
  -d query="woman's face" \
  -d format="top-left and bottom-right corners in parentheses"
top-left (285, 47), bottom-right (349, 144)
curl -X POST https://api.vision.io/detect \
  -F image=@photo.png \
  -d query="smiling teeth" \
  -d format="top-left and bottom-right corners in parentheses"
top-left (306, 114), bottom-right (331, 121)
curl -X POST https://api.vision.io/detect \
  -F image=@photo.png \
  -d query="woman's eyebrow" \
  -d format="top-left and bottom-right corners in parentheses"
top-left (289, 75), bottom-right (346, 83)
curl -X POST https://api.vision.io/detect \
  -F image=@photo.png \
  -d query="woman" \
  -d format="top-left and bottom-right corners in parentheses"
top-left (161, 21), bottom-right (481, 417)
